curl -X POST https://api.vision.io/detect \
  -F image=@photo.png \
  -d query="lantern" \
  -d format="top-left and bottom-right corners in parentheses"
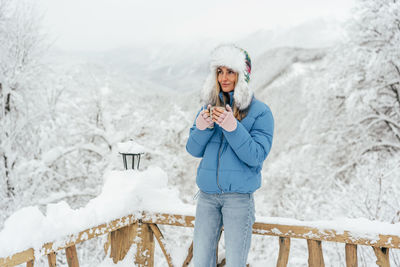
top-left (117, 140), bottom-right (146, 170)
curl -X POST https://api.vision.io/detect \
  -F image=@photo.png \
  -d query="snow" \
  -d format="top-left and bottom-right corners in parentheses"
top-left (98, 245), bottom-right (137, 267)
top-left (116, 140), bottom-right (147, 154)
top-left (0, 206), bottom-right (45, 257)
top-left (256, 216), bottom-right (400, 238)
top-left (0, 166), bottom-right (194, 258)
top-left (2, 181), bottom-right (400, 260)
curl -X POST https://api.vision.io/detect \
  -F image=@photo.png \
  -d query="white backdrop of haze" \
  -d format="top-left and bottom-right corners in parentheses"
top-left (38, 0), bottom-right (355, 51)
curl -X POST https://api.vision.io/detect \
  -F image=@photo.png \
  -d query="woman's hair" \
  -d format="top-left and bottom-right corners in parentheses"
top-left (214, 71), bottom-right (249, 121)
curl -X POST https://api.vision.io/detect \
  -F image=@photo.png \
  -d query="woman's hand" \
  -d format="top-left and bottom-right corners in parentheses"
top-left (196, 104), bottom-right (214, 130)
top-left (212, 105), bottom-right (237, 132)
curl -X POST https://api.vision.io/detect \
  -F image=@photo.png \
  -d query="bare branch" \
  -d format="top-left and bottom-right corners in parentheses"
top-left (366, 106), bottom-right (400, 143)
top-left (361, 142), bottom-right (400, 155)
top-left (372, 28), bottom-right (382, 36)
top-left (392, 61), bottom-right (400, 77)
top-left (395, 19), bottom-right (400, 31)
top-left (359, 114), bottom-right (400, 129)
top-left (1, 152), bottom-right (14, 197)
top-left (390, 84), bottom-right (400, 106)
top-left (43, 144), bottom-right (105, 168)
top-left (375, 175), bottom-right (383, 219)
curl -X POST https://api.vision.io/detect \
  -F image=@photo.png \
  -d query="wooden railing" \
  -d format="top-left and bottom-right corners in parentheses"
top-left (0, 211), bottom-right (399, 267)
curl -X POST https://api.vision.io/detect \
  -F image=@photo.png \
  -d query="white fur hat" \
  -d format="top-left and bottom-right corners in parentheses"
top-left (201, 44), bottom-right (253, 110)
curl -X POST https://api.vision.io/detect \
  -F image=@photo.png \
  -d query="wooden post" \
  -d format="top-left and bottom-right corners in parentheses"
top-left (65, 245), bottom-right (79, 267)
top-left (217, 258), bottom-right (226, 267)
top-left (277, 237), bottom-right (290, 267)
top-left (345, 244), bottom-right (357, 267)
top-left (307, 240), bottom-right (325, 267)
top-left (104, 233), bottom-right (111, 256)
top-left (109, 223), bottom-right (138, 263)
top-left (27, 260), bottom-right (34, 267)
top-left (373, 247), bottom-right (390, 267)
top-left (182, 241), bottom-right (193, 266)
top-left (110, 227), bottom-right (122, 261)
top-left (216, 228), bottom-right (223, 266)
top-left (47, 252), bottom-right (57, 267)
top-left (148, 224), bottom-right (174, 267)
top-left (134, 221), bottom-right (155, 267)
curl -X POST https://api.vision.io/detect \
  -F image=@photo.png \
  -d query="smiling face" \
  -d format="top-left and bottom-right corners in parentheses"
top-left (217, 66), bottom-right (238, 93)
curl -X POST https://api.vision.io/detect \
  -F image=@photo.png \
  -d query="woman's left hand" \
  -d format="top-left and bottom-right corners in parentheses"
top-left (212, 104), bottom-right (237, 132)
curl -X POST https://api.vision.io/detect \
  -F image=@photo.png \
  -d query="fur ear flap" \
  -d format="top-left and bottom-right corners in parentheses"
top-left (201, 72), bottom-right (217, 106)
top-left (201, 44), bottom-right (253, 110)
top-left (233, 76), bottom-right (253, 110)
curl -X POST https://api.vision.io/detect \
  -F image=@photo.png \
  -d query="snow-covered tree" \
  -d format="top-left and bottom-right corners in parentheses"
top-left (343, 0), bottom-right (400, 155)
top-left (0, 0), bottom-right (48, 199)
top-left (309, 0), bottom-right (400, 229)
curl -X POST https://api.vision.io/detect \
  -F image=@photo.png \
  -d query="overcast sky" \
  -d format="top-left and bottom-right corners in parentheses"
top-left (38, 0), bottom-right (356, 51)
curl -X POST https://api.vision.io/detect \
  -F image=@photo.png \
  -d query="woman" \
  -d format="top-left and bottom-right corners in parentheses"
top-left (186, 44), bottom-right (274, 266)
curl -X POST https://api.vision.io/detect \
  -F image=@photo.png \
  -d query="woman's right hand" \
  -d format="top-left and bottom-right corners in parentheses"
top-left (196, 104), bottom-right (214, 130)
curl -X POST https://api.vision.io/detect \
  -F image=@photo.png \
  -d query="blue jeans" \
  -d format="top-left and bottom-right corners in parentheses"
top-left (193, 191), bottom-right (255, 267)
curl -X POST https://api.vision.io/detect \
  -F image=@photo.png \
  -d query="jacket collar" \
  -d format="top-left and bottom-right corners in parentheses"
top-left (218, 91), bottom-right (234, 106)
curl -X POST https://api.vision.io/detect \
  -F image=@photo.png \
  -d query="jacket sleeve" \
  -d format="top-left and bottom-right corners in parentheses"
top-left (222, 108), bottom-right (274, 167)
top-left (186, 107), bottom-right (215, 158)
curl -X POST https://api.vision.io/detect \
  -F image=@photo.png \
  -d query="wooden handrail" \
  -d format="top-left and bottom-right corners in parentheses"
top-left (0, 211), bottom-right (399, 266)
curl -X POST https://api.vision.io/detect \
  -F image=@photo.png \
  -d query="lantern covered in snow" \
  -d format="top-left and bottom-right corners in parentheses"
top-left (117, 140), bottom-right (146, 170)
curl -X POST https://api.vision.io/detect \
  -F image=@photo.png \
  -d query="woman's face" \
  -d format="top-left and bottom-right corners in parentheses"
top-left (217, 66), bottom-right (237, 92)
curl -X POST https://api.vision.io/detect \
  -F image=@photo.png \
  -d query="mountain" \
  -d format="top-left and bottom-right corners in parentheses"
top-left (46, 17), bottom-right (345, 94)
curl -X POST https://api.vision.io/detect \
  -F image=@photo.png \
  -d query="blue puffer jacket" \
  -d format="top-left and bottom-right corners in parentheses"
top-left (186, 91), bottom-right (274, 194)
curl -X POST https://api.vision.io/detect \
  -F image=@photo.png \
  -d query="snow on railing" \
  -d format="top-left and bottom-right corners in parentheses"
top-left (0, 211), bottom-right (400, 266)
top-left (1, 167), bottom-right (399, 266)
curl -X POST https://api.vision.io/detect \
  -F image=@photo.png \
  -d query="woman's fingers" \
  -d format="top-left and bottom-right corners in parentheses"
top-left (217, 113), bottom-right (226, 123)
top-left (202, 110), bottom-right (210, 119)
top-left (211, 108), bottom-right (223, 120)
top-left (213, 107), bottom-right (224, 116)
top-left (208, 106), bottom-right (232, 124)
top-left (212, 112), bottom-right (226, 123)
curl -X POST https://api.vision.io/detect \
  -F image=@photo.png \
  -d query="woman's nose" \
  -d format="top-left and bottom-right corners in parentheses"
top-left (221, 72), bottom-right (227, 80)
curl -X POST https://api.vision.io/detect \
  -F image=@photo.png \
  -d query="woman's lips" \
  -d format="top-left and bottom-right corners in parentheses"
top-left (222, 83), bottom-right (231, 86)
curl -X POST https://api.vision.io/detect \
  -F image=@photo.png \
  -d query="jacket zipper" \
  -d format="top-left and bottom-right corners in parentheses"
top-left (216, 133), bottom-right (224, 193)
